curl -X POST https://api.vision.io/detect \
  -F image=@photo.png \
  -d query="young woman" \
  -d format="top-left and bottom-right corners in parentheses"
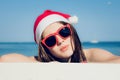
top-left (0, 10), bottom-right (120, 63)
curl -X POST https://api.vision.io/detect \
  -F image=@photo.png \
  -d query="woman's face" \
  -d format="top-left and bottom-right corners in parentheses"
top-left (42, 22), bottom-right (74, 59)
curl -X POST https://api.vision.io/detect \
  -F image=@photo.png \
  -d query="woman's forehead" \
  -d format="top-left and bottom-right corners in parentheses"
top-left (42, 22), bottom-right (63, 37)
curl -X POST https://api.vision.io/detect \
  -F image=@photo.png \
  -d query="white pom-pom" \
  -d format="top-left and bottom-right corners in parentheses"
top-left (68, 16), bottom-right (78, 24)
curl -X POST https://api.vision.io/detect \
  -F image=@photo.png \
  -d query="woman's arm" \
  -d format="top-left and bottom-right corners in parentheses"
top-left (84, 48), bottom-right (120, 63)
top-left (0, 53), bottom-right (38, 62)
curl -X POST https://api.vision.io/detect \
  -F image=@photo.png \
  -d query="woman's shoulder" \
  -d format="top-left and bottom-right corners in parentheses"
top-left (0, 53), bottom-right (38, 62)
top-left (83, 48), bottom-right (92, 61)
top-left (83, 48), bottom-right (102, 59)
top-left (83, 48), bottom-right (114, 55)
top-left (83, 48), bottom-right (117, 62)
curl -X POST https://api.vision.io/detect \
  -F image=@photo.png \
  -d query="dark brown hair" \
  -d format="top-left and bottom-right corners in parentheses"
top-left (37, 21), bottom-right (87, 63)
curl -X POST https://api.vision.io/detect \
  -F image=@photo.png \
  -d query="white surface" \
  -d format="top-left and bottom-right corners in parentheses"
top-left (0, 63), bottom-right (120, 80)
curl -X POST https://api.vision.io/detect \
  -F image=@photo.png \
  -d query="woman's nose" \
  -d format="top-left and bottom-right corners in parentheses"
top-left (56, 35), bottom-right (64, 45)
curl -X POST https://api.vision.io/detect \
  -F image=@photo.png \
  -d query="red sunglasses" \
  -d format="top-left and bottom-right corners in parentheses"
top-left (41, 24), bottom-right (72, 48)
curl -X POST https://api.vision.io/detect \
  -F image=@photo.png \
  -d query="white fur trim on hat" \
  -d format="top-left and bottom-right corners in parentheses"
top-left (68, 16), bottom-right (78, 24)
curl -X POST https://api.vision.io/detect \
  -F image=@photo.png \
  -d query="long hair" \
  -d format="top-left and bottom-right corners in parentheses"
top-left (37, 21), bottom-right (87, 62)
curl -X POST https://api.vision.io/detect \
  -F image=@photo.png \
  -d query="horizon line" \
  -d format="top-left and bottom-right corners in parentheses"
top-left (0, 41), bottom-right (120, 43)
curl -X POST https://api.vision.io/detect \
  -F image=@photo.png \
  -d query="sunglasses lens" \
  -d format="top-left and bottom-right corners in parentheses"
top-left (45, 36), bottom-right (56, 47)
top-left (59, 27), bottom-right (71, 37)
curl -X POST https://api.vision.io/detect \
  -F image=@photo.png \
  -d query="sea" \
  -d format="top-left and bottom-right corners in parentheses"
top-left (0, 42), bottom-right (120, 56)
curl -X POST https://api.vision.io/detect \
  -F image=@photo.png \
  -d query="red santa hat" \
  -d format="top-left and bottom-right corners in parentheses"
top-left (34, 10), bottom-right (78, 44)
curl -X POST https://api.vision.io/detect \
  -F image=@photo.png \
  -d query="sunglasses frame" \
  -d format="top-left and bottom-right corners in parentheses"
top-left (41, 24), bottom-right (72, 49)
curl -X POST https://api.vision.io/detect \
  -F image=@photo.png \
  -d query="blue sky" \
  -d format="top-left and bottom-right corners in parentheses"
top-left (0, 0), bottom-right (120, 42)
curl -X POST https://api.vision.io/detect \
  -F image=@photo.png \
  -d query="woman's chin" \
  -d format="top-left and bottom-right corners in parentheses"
top-left (59, 52), bottom-right (73, 59)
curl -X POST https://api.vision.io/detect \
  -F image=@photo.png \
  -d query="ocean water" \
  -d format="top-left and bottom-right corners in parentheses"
top-left (0, 42), bottom-right (38, 56)
top-left (0, 42), bottom-right (120, 56)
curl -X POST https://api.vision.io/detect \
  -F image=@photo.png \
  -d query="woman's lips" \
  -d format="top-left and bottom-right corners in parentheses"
top-left (60, 45), bottom-right (69, 52)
